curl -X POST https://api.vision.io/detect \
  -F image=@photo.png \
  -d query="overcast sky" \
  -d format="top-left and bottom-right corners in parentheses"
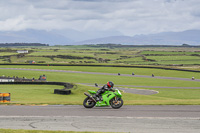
top-left (0, 0), bottom-right (200, 36)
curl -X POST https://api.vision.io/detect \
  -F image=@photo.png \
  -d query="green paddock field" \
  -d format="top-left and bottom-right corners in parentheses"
top-left (140, 51), bottom-right (200, 55)
top-left (0, 66), bottom-right (200, 105)
top-left (1, 46), bottom-right (200, 66)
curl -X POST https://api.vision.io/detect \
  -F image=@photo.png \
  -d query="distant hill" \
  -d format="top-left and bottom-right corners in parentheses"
top-left (0, 29), bottom-right (200, 45)
top-left (73, 30), bottom-right (200, 45)
top-left (0, 29), bottom-right (73, 45)
top-left (0, 29), bottom-right (122, 45)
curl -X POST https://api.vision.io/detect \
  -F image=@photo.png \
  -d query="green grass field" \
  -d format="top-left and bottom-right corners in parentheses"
top-left (140, 51), bottom-right (200, 55)
top-left (0, 66), bottom-right (200, 105)
top-left (1, 46), bottom-right (200, 66)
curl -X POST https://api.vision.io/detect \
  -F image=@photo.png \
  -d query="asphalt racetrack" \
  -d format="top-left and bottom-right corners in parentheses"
top-left (0, 105), bottom-right (200, 133)
top-left (0, 68), bottom-right (200, 132)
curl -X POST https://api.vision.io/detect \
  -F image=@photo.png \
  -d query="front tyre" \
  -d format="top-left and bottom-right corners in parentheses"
top-left (110, 97), bottom-right (123, 109)
top-left (83, 97), bottom-right (96, 108)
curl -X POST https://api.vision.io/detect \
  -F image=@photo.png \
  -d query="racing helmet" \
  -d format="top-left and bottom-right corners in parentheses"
top-left (107, 81), bottom-right (114, 88)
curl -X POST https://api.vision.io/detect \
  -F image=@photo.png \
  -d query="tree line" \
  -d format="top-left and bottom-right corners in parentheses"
top-left (0, 43), bottom-right (49, 47)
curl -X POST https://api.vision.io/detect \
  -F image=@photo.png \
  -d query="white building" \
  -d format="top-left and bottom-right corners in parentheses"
top-left (17, 50), bottom-right (28, 53)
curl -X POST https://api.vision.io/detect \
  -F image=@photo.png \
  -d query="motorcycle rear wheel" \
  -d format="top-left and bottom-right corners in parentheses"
top-left (110, 98), bottom-right (123, 109)
top-left (83, 97), bottom-right (96, 108)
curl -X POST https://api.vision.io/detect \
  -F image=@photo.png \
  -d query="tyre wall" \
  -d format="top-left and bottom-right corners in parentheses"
top-left (0, 82), bottom-right (73, 95)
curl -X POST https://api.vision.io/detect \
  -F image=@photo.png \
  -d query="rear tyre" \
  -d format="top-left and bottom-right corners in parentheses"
top-left (83, 97), bottom-right (96, 108)
top-left (110, 97), bottom-right (123, 109)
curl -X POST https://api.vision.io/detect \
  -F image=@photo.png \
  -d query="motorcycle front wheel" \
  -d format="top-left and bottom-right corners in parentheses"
top-left (110, 97), bottom-right (123, 109)
top-left (83, 97), bottom-right (96, 108)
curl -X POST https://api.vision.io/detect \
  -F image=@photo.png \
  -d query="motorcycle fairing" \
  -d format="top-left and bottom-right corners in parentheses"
top-left (96, 91), bottom-right (117, 107)
top-left (88, 90), bottom-right (96, 94)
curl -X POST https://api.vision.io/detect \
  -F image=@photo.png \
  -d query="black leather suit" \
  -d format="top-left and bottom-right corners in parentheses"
top-left (96, 84), bottom-right (113, 97)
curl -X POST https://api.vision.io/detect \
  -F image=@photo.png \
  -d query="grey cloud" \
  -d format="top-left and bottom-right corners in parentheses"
top-left (0, 0), bottom-right (200, 36)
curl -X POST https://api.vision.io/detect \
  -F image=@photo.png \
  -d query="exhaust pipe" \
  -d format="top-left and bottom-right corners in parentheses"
top-left (84, 92), bottom-right (91, 97)
top-left (84, 92), bottom-right (96, 102)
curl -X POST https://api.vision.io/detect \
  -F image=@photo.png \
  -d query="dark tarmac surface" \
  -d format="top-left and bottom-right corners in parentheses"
top-left (0, 105), bottom-right (200, 133)
top-left (1, 105), bottom-right (200, 117)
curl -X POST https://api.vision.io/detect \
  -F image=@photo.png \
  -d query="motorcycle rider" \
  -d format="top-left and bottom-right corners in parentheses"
top-left (92, 81), bottom-right (115, 102)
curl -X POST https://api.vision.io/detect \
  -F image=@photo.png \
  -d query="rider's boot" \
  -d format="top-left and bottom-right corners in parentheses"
top-left (99, 96), bottom-right (103, 101)
top-left (93, 94), bottom-right (100, 102)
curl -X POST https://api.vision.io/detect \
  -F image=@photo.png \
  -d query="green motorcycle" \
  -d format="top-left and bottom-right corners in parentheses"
top-left (83, 89), bottom-right (123, 109)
